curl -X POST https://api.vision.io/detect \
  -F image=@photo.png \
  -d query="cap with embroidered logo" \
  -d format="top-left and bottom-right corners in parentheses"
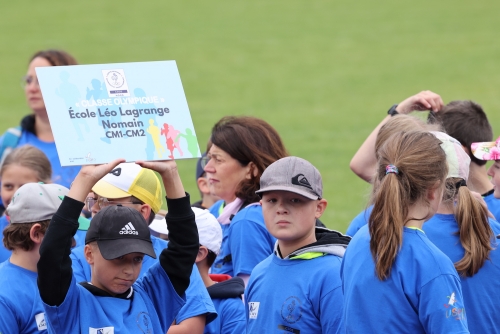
top-left (85, 205), bottom-right (156, 260)
top-left (92, 162), bottom-right (163, 214)
top-left (256, 156), bottom-right (322, 200)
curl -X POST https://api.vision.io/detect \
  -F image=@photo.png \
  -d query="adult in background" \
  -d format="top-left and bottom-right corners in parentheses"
top-left (0, 50), bottom-right (81, 193)
top-left (204, 116), bottom-right (288, 286)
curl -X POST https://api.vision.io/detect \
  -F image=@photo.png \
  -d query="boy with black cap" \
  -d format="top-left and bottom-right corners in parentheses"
top-left (245, 156), bottom-right (350, 334)
top-left (37, 159), bottom-right (199, 333)
top-left (0, 182), bottom-right (85, 333)
top-left (70, 162), bottom-right (216, 333)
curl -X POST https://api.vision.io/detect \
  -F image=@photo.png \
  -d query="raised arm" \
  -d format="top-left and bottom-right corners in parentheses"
top-left (37, 159), bottom-right (124, 306)
top-left (136, 160), bottom-right (199, 296)
top-left (350, 91), bottom-right (443, 182)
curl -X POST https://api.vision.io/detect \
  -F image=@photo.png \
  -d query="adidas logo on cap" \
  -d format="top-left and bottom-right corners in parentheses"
top-left (119, 222), bottom-right (139, 235)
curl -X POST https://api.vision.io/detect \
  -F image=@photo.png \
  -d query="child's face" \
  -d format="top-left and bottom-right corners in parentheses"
top-left (85, 244), bottom-right (144, 295)
top-left (1, 165), bottom-right (41, 208)
top-left (261, 190), bottom-right (327, 243)
top-left (487, 161), bottom-right (500, 198)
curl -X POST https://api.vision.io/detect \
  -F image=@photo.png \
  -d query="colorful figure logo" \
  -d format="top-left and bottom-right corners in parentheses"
top-left (146, 119), bottom-right (165, 158)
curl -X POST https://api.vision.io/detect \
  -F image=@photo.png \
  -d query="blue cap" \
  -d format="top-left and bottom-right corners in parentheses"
top-left (196, 152), bottom-right (207, 181)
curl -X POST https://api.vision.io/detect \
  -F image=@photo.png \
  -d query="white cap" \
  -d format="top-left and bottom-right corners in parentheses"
top-left (148, 207), bottom-right (222, 255)
top-left (149, 214), bottom-right (169, 235)
top-left (192, 207), bottom-right (222, 255)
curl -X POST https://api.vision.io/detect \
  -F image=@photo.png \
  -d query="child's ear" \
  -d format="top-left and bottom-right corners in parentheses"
top-left (138, 204), bottom-right (152, 225)
top-left (196, 246), bottom-right (209, 263)
top-left (84, 244), bottom-right (95, 265)
top-left (29, 224), bottom-right (44, 245)
top-left (197, 177), bottom-right (210, 195)
top-left (315, 199), bottom-right (328, 219)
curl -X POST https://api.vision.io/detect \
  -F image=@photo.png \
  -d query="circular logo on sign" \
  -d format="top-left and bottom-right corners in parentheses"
top-left (281, 296), bottom-right (302, 324)
top-left (106, 71), bottom-right (125, 88)
top-left (136, 312), bottom-right (153, 334)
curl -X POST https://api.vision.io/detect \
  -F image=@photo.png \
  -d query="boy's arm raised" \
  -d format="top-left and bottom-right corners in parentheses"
top-left (37, 159), bottom-right (124, 306)
top-left (137, 160), bottom-right (199, 296)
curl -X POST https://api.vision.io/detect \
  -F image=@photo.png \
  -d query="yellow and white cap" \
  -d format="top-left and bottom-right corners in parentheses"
top-left (92, 163), bottom-right (163, 213)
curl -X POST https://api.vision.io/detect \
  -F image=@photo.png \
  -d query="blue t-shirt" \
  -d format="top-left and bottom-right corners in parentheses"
top-left (70, 235), bottom-right (217, 325)
top-left (345, 205), bottom-right (373, 237)
top-left (208, 200), bottom-right (224, 218)
top-left (341, 225), bottom-right (469, 333)
top-left (0, 215), bottom-right (11, 263)
top-left (73, 229), bottom-right (87, 248)
top-left (484, 192), bottom-right (500, 223)
top-left (0, 261), bottom-right (48, 333)
top-left (245, 254), bottom-right (344, 333)
top-left (211, 204), bottom-right (276, 277)
top-left (424, 213), bottom-right (500, 334)
top-left (43, 262), bottom-right (184, 333)
top-left (204, 297), bottom-right (245, 334)
top-left (16, 130), bottom-right (80, 189)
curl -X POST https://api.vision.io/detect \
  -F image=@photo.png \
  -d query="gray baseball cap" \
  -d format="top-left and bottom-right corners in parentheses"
top-left (256, 156), bottom-right (322, 200)
top-left (7, 183), bottom-right (69, 224)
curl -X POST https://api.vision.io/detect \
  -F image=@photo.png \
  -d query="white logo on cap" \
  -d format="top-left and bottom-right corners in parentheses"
top-left (119, 222), bottom-right (138, 235)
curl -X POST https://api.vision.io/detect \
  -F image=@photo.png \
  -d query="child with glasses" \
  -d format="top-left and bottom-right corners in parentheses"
top-left (37, 159), bottom-right (200, 333)
top-left (71, 162), bottom-right (217, 333)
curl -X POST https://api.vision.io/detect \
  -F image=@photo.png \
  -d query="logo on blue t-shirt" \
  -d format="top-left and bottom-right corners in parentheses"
top-left (281, 296), bottom-right (302, 324)
top-left (248, 302), bottom-right (260, 319)
top-left (444, 292), bottom-right (466, 320)
top-left (136, 312), bottom-right (153, 334)
top-left (89, 327), bottom-right (114, 334)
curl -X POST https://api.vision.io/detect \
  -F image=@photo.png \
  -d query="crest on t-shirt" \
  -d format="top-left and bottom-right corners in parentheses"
top-left (35, 312), bottom-right (47, 330)
top-left (443, 292), bottom-right (466, 320)
top-left (137, 312), bottom-right (153, 334)
top-left (281, 296), bottom-right (302, 324)
top-left (248, 302), bottom-right (260, 319)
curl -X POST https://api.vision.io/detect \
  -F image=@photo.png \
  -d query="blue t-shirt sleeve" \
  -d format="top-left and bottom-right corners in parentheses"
top-left (419, 274), bottom-right (469, 334)
top-left (175, 265), bottom-right (217, 324)
top-left (220, 298), bottom-right (246, 334)
top-left (228, 220), bottom-right (274, 276)
top-left (43, 275), bottom-right (80, 332)
top-left (319, 286), bottom-right (344, 334)
top-left (0, 298), bottom-right (21, 333)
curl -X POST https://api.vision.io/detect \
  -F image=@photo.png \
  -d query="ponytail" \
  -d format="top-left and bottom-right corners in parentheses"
top-left (451, 179), bottom-right (493, 276)
top-left (369, 131), bottom-right (448, 280)
top-left (369, 173), bottom-right (407, 280)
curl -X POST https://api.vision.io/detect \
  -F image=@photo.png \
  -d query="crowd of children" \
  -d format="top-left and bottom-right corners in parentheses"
top-left (1, 53), bottom-right (500, 333)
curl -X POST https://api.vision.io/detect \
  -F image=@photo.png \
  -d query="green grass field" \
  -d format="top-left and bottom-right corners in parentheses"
top-left (1, 1), bottom-right (499, 232)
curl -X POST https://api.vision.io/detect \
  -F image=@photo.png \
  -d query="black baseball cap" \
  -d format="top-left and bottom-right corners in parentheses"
top-left (85, 205), bottom-right (156, 260)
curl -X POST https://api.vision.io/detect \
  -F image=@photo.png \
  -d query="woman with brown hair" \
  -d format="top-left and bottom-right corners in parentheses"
top-left (341, 131), bottom-right (469, 333)
top-left (423, 132), bottom-right (499, 333)
top-left (0, 50), bottom-right (80, 192)
top-left (203, 116), bottom-right (288, 285)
